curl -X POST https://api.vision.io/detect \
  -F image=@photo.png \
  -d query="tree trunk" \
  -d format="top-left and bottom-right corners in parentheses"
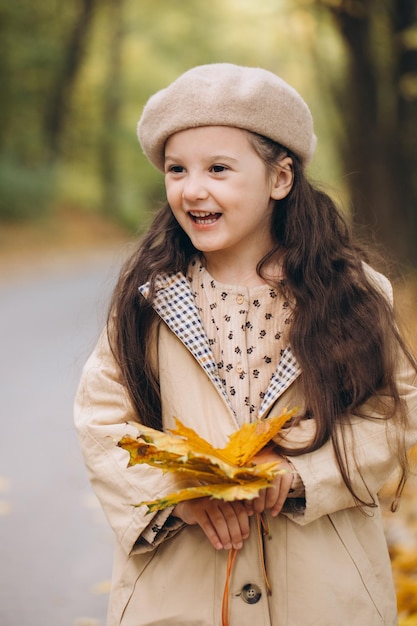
top-left (43, 0), bottom-right (96, 159)
top-left (100, 0), bottom-right (124, 216)
top-left (327, 0), bottom-right (417, 271)
top-left (394, 0), bottom-right (417, 264)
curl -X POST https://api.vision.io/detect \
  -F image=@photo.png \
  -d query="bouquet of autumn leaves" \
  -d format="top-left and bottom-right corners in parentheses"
top-left (117, 407), bottom-right (296, 512)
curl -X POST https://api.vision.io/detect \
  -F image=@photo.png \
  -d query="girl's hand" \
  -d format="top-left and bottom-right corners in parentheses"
top-left (245, 447), bottom-right (294, 518)
top-left (173, 497), bottom-right (250, 551)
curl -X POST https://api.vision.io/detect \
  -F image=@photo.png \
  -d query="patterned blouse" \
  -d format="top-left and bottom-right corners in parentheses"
top-left (187, 259), bottom-right (293, 425)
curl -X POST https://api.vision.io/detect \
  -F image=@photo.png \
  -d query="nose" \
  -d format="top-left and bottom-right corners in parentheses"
top-left (181, 173), bottom-right (209, 202)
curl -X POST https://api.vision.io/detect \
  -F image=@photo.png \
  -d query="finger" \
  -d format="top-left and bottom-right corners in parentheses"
top-left (205, 502), bottom-right (239, 550)
top-left (264, 481), bottom-right (281, 510)
top-left (243, 499), bottom-right (255, 516)
top-left (252, 490), bottom-right (267, 514)
top-left (199, 512), bottom-right (226, 551)
top-left (174, 498), bottom-right (227, 550)
top-left (270, 472), bottom-right (294, 517)
top-left (230, 501), bottom-right (251, 543)
top-left (211, 502), bottom-right (247, 550)
top-left (209, 501), bottom-right (251, 550)
top-left (174, 498), bottom-right (251, 550)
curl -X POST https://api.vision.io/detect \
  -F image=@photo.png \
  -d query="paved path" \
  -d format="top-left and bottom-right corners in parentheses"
top-left (0, 246), bottom-right (128, 626)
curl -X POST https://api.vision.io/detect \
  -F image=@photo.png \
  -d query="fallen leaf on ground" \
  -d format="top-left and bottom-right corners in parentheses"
top-left (91, 580), bottom-right (112, 595)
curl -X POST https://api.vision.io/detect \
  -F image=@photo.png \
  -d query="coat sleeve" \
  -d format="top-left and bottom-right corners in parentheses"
top-left (280, 271), bottom-right (417, 525)
top-left (74, 328), bottom-right (185, 556)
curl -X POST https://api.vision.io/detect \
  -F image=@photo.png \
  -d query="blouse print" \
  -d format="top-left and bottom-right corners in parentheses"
top-left (188, 260), bottom-right (293, 425)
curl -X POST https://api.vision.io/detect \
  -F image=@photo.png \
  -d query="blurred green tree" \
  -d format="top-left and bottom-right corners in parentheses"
top-left (100, 0), bottom-right (124, 217)
top-left (43, 0), bottom-right (97, 160)
top-left (0, 0), bottom-right (97, 218)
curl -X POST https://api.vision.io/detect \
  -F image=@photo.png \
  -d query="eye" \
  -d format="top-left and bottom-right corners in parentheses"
top-left (166, 164), bottom-right (185, 174)
top-left (210, 164), bottom-right (228, 174)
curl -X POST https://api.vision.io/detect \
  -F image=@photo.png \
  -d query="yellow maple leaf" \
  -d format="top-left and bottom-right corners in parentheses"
top-left (118, 406), bottom-right (296, 512)
top-left (141, 478), bottom-right (276, 512)
top-left (399, 615), bottom-right (417, 626)
top-left (220, 409), bottom-right (297, 466)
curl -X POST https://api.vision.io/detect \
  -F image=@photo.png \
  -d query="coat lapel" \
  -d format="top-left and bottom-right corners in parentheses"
top-left (139, 273), bottom-right (232, 410)
top-left (259, 345), bottom-right (301, 417)
top-left (140, 272), bottom-right (302, 420)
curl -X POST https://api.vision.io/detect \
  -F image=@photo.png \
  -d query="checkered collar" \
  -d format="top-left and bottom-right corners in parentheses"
top-left (139, 272), bottom-right (301, 419)
top-left (140, 272), bottom-right (231, 411)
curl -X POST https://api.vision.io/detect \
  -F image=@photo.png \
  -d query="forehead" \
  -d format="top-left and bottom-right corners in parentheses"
top-left (164, 126), bottom-right (254, 155)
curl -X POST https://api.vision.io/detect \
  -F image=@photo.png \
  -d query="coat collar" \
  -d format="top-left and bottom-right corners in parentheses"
top-left (139, 272), bottom-right (301, 419)
top-left (140, 272), bottom-right (232, 410)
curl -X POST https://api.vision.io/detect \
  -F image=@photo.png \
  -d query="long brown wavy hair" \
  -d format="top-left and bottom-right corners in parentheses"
top-left (108, 132), bottom-right (416, 509)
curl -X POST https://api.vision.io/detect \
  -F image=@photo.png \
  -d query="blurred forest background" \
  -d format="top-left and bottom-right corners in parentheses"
top-left (1, 0), bottom-right (417, 269)
top-left (1, 0), bottom-right (417, 622)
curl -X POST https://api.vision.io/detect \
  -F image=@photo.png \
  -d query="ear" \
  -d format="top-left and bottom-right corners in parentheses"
top-left (270, 156), bottom-right (294, 200)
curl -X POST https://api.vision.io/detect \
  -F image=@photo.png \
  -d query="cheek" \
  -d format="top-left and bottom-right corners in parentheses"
top-left (165, 188), bottom-right (184, 222)
top-left (165, 183), bottom-right (179, 207)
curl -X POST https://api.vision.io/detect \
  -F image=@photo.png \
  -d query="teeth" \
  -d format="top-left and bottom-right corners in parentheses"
top-left (195, 217), bottom-right (217, 224)
top-left (190, 211), bottom-right (216, 218)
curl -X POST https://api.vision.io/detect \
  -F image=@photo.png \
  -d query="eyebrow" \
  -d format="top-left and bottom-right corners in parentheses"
top-left (211, 155), bottom-right (240, 165)
top-left (164, 154), bottom-right (240, 164)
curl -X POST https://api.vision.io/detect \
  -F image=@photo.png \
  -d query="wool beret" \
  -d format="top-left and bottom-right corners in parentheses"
top-left (137, 63), bottom-right (316, 171)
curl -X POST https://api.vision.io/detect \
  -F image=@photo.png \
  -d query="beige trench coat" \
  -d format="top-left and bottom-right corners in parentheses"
top-left (74, 271), bottom-right (417, 626)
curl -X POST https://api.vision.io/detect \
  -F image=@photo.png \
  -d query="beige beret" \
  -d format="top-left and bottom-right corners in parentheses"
top-left (137, 63), bottom-right (316, 171)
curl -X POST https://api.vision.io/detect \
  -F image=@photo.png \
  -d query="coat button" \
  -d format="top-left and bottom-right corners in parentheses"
top-left (241, 583), bottom-right (262, 604)
top-left (236, 294), bottom-right (244, 305)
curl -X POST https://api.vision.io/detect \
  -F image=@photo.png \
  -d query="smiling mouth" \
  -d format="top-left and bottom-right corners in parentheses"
top-left (189, 211), bottom-right (221, 225)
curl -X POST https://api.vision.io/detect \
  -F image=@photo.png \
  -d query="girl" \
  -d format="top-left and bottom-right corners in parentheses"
top-left (74, 64), bottom-right (417, 626)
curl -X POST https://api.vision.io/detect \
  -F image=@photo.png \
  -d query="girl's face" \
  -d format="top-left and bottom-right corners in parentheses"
top-left (164, 126), bottom-right (292, 266)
